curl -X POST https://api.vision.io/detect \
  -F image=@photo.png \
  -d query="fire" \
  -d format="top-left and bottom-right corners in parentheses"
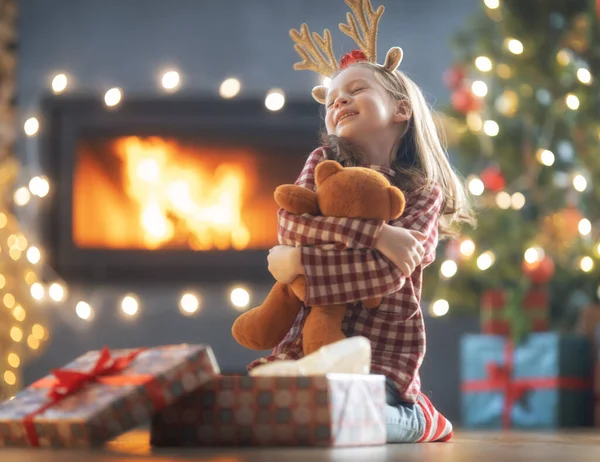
top-left (73, 136), bottom-right (278, 251)
top-left (113, 137), bottom-right (250, 250)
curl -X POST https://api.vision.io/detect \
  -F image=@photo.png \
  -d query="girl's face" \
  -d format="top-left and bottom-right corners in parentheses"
top-left (324, 65), bottom-right (408, 144)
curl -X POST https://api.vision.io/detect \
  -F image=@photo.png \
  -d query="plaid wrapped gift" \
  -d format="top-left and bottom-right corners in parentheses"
top-left (0, 344), bottom-right (219, 448)
top-left (461, 333), bottom-right (593, 429)
top-left (150, 373), bottom-right (386, 447)
top-left (480, 287), bottom-right (549, 337)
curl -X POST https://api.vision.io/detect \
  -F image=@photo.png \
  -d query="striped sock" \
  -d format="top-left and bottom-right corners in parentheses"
top-left (415, 393), bottom-right (453, 443)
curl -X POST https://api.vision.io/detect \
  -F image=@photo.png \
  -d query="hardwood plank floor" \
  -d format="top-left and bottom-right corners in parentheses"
top-left (1, 429), bottom-right (599, 461)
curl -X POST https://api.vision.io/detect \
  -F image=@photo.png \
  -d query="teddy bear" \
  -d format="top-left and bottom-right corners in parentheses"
top-left (231, 160), bottom-right (406, 356)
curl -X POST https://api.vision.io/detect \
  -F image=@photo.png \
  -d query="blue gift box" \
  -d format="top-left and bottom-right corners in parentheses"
top-left (460, 332), bottom-right (593, 429)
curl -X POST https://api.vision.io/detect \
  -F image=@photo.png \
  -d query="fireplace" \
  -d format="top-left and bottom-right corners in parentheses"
top-left (40, 96), bottom-right (321, 283)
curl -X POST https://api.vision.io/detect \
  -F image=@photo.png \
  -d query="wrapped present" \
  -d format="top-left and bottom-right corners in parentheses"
top-left (150, 373), bottom-right (386, 447)
top-left (595, 363), bottom-right (600, 427)
top-left (480, 287), bottom-right (549, 338)
top-left (0, 344), bottom-right (220, 448)
top-left (460, 332), bottom-right (593, 429)
top-left (577, 305), bottom-right (600, 358)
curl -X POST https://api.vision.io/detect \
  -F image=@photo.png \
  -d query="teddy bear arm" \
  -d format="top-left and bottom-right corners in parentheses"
top-left (274, 185), bottom-right (320, 215)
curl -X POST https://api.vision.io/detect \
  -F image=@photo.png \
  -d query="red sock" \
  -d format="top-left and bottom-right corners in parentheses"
top-left (415, 393), bottom-right (453, 442)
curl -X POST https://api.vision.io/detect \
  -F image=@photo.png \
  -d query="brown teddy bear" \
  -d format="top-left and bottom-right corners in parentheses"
top-left (231, 160), bottom-right (406, 356)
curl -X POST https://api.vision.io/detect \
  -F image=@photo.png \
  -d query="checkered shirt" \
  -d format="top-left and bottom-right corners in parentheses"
top-left (248, 147), bottom-right (443, 403)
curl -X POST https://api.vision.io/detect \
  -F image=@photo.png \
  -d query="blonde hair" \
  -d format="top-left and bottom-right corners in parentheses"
top-left (322, 62), bottom-right (476, 237)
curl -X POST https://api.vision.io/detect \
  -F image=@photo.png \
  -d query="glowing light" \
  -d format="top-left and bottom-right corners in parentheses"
top-left (161, 70), bottom-right (180, 91)
top-left (32, 324), bottom-right (45, 339)
top-left (556, 50), bottom-right (570, 66)
top-left (431, 299), bottom-right (450, 317)
top-left (12, 305), bottom-right (26, 322)
top-left (121, 295), bottom-right (139, 316)
top-left (48, 282), bottom-right (65, 302)
top-left (477, 251), bottom-right (495, 270)
top-left (27, 335), bottom-right (40, 350)
top-left (565, 94), bottom-right (580, 110)
top-left (524, 247), bottom-right (543, 264)
top-left (4, 371), bottom-right (16, 385)
top-left (10, 326), bottom-right (23, 342)
top-left (511, 192), bottom-right (526, 210)
top-left (104, 88), bottom-right (122, 107)
top-left (30, 282), bottom-right (44, 300)
top-left (506, 38), bottom-right (523, 55)
top-left (580, 256), bottom-right (594, 272)
top-left (76, 301), bottom-right (93, 320)
top-left (13, 187), bottom-right (31, 206)
top-left (180, 292), bottom-right (200, 315)
top-left (577, 68), bottom-right (592, 85)
top-left (460, 239), bottom-right (476, 257)
top-left (537, 149), bottom-right (555, 166)
top-left (466, 112), bottom-right (483, 132)
top-left (265, 89), bottom-right (285, 111)
top-left (24, 117), bottom-right (39, 136)
top-left (322, 76), bottom-right (332, 88)
top-left (29, 176), bottom-right (50, 197)
top-left (440, 260), bottom-right (458, 278)
top-left (231, 287), bottom-right (250, 310)
top-left (483, 120), bottom-right (499, 136)
top-left (471, 80), bottom-right (488, 97)
top-left (578, 218), bottom-right (592, 236)
top-left (219, 78), bottom-right (241, 98)
top-left (495, 191), bottom-right (511, 209)
top-left (26, 246), bottom-right (41, 264)
top-left (484, 0), bottom-right (499, 9)
top-left (51, 73), bottom-right (68, 93)
top-left (8, 353), bottom-right (20, 368)
top-left (3, 293), bottom-right (15, 308)
top-left (573, 175), bottom-right (587, 192)
top-left (468, 177), bottom-right (485, 196)
top-left (475, 56), bottom-right (493, 72)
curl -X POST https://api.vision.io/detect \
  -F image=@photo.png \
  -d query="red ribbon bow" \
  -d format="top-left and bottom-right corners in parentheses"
top-left (485, 360), bottom-right (529, 428)
top-left (24, 346), bottom-right (149, 447)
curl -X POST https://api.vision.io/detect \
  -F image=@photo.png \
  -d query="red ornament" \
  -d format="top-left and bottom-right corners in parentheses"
top-left (481, 166), bottom-right (506, 192)
top-left (443, 66), bottom-right (466, 90)
top-left (451, 86), bottom-right (482, 114)
top-left (340, 49), bottom-right (368, 69)
top-left (522, 256), bottom-right (555, 285)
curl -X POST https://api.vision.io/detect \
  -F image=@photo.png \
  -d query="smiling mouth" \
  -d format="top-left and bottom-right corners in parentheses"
top-left (337, 112), bottom-right (358, 125)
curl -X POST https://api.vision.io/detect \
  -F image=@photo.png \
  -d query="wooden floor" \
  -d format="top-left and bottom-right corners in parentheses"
top-left (2, 429), bottom-right (600, 461)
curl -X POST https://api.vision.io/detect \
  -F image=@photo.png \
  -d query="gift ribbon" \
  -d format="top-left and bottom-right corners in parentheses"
top-left (462, 341), bottom-right (592, 428)
top-left (24, 346), bottom-right (164, 447)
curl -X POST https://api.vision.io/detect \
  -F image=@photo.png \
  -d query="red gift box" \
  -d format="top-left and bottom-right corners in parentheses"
top-left (481, 288), bottom-right (549, 336)
top-left (150, 373), bottom-right (386, 447)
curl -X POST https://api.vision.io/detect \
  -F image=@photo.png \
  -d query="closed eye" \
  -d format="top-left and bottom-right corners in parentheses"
top-left (351, 87), bottom-right (366, 94)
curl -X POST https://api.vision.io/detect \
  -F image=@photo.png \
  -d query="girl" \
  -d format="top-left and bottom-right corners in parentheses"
top-left (247, 59), bottom-right (476, 443)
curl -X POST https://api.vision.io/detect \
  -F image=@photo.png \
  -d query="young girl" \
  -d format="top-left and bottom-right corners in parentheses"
top-left (247, 1), bottom-right (475, 444)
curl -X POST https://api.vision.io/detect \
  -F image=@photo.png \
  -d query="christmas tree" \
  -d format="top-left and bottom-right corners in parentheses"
top-left (424, 0), bottom-right (600, 330)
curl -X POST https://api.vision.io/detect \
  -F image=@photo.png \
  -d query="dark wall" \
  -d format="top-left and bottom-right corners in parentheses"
top-left (16, 0), bottom-right (480, 424)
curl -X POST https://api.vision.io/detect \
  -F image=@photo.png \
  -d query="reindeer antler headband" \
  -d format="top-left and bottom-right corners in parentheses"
top-left (289, 0), bottom-right (403, 104)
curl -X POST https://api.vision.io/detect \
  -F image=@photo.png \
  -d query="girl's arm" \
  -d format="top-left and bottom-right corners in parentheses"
top-left (300, 184), bottom-right (443, 307)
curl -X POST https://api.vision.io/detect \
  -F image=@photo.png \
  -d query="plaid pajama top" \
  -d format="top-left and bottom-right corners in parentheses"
top-left (248, 147), bottom-right (443, 403)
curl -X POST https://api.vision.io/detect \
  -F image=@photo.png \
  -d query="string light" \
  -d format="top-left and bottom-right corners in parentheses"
top-left (495, 191), bottom-right (511, 209)
top-left (468, 177), bottom-right (485, 196)
top-left (24, 117), bottom-right (39, 136)
top-left (30, 282), bottom-right (44, 300)
top-left (459, 239), bottom-right (476, 257)
top-left (511, 192), bottom-right (526, 210)
top-left (477, 251), bottom-right (495, 270)
top-left (265, 89), bottom-right (285, 111)
top-left (505, 38), bottom-right (523, 55)
top-left (219, 78), bottom-right (241, 98)
top-left (483, 0), bottom-right (499, 9)
top-left (179, 292), bottom-right (200, 315)
top-left (48, 282), bottom-right (66, 302)
top-left (431, 299), bottom-right (450, 317)
top-left (556, 49), bottom-right (570, 66)
top-left (161, 70), bottom-right (180, 91)
top-left (524, 247), bottom-right (542, 264)
top-left (230, 287), bottom-right (250, 310)
top-left (471, 81), bottom-right (488, 97)
top-left (51, 73), bottom-right (68, 94)
top-left (578, 218), bottom-right (591, 236)
top-left (466, 112), bottom-right (483, 132)
top-left (29, 176), bottom-right (50, 197)
top-left (573, 174), bottom-right (587, 192)
top-left (26, 246), bottom-right (41, 264)
top-left (121, 295), bottom-right (139, 317)
top-left (475, 56), bottom-right (493, 72)
top-left (565, 94), bottom-right (580, 110)
top-left (13, 187), bottom-right (31, 206)
top-left (104, 88), bottom-right (122, 107)
top-left (576, 68), bottom-right (592, 85)
top-left (580, 256), bottom-right (594, 272)
top-left (483, 120), bottom-right (499, 136)
top-left (440, 260), bottom-right (458, 278)
top-left (536, 149), bottom-right (555, 166)
top-left (75, 301), bottom-right (93, 320)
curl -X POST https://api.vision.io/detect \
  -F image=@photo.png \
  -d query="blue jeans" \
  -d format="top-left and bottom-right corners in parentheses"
top-left (385, 378), bottom-right (426, 443)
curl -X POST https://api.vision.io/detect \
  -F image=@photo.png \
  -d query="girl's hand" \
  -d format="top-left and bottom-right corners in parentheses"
top-left (375, 224), bottom-right (427, 276)
top-left (267, 245), bottom-right (304, 283)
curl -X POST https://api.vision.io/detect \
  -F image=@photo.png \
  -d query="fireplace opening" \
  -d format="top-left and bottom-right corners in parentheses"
top-left (41, 96), bottom-right (320, 283)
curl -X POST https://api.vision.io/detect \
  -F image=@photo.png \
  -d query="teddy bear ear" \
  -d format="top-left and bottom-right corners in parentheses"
top-left (315, 160), bottom-right (344, 186)
top-left (388, 186), bottom-right (406, 219)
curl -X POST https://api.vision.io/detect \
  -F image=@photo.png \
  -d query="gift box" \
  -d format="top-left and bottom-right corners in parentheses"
top-left (577, 305), bottom-right (600, 358)
top-left (480, 287), bottom-right (549, 337)
top-left (460, 332), bottom-right (593, 429)
top-left (150, 373), bottom-right (386, 447)
top-left (0, 344), bottom-right (220, 448)
top-left (594, 363), bottom-right (600, 427)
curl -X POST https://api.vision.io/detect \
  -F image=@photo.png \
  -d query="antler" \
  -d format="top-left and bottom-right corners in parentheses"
top-left (339, 0), bottom-right (384, 62)
top-left (289, 24), bottom-right (340, 78)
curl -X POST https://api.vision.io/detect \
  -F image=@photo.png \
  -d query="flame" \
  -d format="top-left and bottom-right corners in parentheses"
top-left (112, 137), bottom-right (250, 250)
top-left (73, 136), bottom-right (276, 251)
